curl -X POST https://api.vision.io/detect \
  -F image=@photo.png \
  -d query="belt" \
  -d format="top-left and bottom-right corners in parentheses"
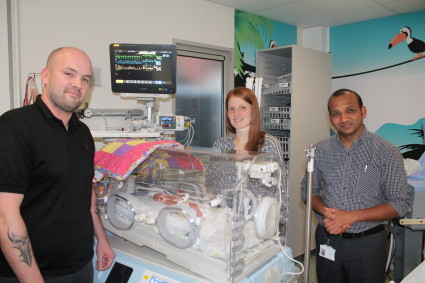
top-left (339, 224), bottom-right (385, 239)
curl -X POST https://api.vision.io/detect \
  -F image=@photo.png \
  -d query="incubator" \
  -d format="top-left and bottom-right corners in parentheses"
top-left (94, 144), bottom-right (297, 282)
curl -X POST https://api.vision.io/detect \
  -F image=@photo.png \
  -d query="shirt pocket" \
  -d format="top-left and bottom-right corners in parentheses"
top-left (356, 164), bottom-right (381, 196)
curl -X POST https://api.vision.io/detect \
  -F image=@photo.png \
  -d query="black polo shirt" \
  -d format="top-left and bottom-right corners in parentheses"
top-left (0, 96), bottom-right (95, 276)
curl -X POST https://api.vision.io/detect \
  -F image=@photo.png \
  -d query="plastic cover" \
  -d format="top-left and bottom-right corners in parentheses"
top-left (95, 147), bottom-right (289, 282)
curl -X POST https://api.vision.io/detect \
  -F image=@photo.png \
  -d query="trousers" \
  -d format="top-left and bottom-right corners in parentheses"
top-left (0, 260), bottom-right (93, 283)
top-left (315, 224), bottom-right (387, 283)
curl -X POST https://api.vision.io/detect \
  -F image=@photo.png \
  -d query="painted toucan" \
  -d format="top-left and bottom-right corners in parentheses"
top-left (388, 26), bottom-right (425, 60)
top-left (269, 40), bottom-right (278, 48)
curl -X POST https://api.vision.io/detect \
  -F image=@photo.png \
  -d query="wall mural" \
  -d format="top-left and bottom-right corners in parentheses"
top-left (234, 10), bottom-right (424, 159)
top-left (330, 10), bottom-right (425, 159)
top-left (234, 10), bottom-right (297, 87)
top-left (375, 118), bottom-right (424, 160)
top-left (389, 26), bottom-right (425, 61)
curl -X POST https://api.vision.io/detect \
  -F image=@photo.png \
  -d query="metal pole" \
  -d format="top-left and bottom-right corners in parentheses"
top-left (303, 145), bottom-right (316, 283)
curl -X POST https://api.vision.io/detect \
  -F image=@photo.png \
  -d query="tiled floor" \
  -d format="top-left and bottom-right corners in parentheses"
top-left (294, 250), bottom-right (394, 283)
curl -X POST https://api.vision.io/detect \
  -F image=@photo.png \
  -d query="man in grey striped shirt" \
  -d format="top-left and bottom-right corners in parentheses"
top-left (301, 89), bottom-right (413, 283)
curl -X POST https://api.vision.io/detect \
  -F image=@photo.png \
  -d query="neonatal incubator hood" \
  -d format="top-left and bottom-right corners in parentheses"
top-left (95, 147), bottom-right (290, 282)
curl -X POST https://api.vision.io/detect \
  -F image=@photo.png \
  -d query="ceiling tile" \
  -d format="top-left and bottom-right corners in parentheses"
top-left (206, 0), bottom-right (298, 12)
top-left (383, 0), bottom-right (425, 13)
top-left (203, 0), bottom-right (425, 27)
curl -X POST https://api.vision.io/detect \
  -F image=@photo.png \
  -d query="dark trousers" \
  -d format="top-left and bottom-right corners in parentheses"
top-left (315, 224), bottom-right (387, 283)
top-left (0, 260), bottom-right (93, 283)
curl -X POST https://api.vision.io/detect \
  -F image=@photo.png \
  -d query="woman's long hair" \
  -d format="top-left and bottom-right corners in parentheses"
top-left (225, 87), bottom-right (265, 151)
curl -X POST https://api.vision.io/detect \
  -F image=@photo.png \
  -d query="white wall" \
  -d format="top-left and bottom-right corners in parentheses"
top-left (14, 0), bottom-right (234, 130)
top-left (0, 0), bottom-right (11, 114)
top-left (332, 68), bottom-right (425, 133)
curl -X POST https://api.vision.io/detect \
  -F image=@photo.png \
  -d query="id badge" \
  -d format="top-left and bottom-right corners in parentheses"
top-left (319, 244), bottom-right (336, 261)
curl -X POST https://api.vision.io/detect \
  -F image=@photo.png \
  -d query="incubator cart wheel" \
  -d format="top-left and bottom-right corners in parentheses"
top-left (106, 193), bottom-right (142, 230)
top-left (157, 204), bottom-right (198, 249)
top-left (254, 196), bottom-right (280, 239)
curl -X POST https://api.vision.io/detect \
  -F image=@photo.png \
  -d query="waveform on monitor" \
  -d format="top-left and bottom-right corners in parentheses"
top-left (115, 54), bottom-right (163, 60)
top-left (115, 59), bottom-right (162, 65)
top-left (115, 64), bottom-right (162, 71)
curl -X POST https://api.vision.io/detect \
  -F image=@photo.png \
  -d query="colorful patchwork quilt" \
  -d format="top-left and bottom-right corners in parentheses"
top-left (94, 138), bottom-right (181, 180)
top-left (134, 149), bottom-right (205, 184)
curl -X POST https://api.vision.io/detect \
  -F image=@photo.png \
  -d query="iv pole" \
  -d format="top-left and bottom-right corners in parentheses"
top-left (303, 144), bottom-right (316, 283)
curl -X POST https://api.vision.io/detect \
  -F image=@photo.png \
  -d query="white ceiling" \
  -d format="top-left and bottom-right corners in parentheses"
top-left (203, 0), bottom-right (425, 28)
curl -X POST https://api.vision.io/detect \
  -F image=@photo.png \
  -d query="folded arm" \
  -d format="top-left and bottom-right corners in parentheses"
top-left (312, 194), bottom-right (399, 235)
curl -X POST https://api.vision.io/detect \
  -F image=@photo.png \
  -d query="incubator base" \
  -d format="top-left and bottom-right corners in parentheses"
top-left (93, 233), bottom-right (299, 283)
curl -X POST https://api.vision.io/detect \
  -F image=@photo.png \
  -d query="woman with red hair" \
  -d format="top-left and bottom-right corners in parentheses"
top-left (213, 87), bottom-right (284, 163)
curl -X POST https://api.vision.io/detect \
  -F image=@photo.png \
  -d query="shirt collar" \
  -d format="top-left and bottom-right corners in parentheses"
top-left (353, 125), bottom-right (369, 146)
top-left (35, 95), bottom-right (54, 120)
top-left (35, 95), bottom-right (81, 130)
top-left (334, 125), bottom-right (369, 147)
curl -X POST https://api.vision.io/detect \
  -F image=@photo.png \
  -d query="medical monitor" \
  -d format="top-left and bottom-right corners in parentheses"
top-left (109, 43), bottom-right (177, 95)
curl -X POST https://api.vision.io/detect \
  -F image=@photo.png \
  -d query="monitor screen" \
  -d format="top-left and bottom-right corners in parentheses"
top-left (109, 43), bottom-right (177, 94)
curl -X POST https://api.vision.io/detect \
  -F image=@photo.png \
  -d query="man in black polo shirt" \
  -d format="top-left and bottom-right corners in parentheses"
top-left (0, 47), bottom-right (114, 282)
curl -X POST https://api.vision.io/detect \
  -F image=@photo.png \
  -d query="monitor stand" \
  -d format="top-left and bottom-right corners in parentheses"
top-left (119, 93), bottom-right (171, 127)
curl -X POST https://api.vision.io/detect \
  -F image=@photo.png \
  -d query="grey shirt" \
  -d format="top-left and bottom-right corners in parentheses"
top-left (212, 134), bottom-right (285, 164)
top-left (209, 133), bottom-right (286, 198)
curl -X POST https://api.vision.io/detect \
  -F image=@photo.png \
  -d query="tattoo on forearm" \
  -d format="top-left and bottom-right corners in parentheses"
top-left (7, 228), bottom-right (33, 267)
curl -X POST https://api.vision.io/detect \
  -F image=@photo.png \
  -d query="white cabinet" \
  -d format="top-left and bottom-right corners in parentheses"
top-left (256, 45), bottom-right (332, 256)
